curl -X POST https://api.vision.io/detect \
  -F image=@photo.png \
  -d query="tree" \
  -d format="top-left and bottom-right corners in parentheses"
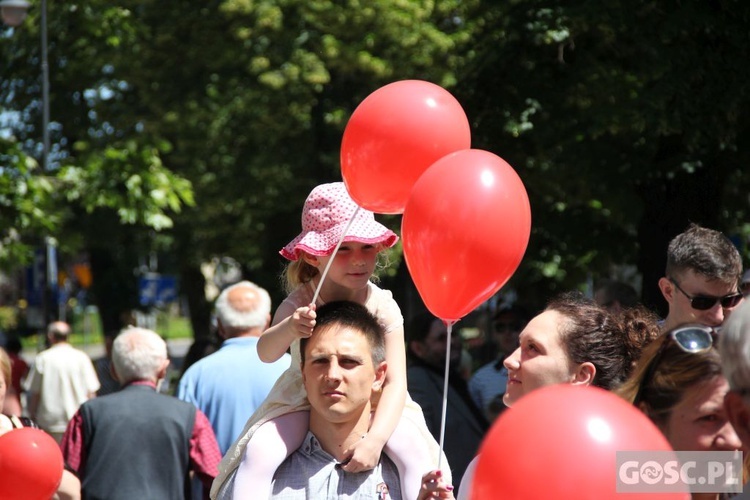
top-left (457, 0), bottom-right (750, 312)
top-left (1, 0), bottom-right (473, 335)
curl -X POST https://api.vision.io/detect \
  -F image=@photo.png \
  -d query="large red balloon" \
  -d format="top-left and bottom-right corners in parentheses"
top-left (401, 149), bottom-right (531, 321)
top-left (341, 80), bottom-right (471, 214)
top-left (0, 427), bottom-right (64, 500)
top-left (472, 385), bottom-right (690, 500)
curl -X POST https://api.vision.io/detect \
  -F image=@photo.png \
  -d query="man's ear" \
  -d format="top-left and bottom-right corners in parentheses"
top-left (216, 320), bottom-right (228, 340)
top-left (658, 277), bottom-right (674, 304)
top-left (156, 359), bottom-right (170, 380)
top-left (373, 361), bottom-right (387, 391)
top-left (571, 362), bottom-right (596, 386)
top-left (110, 363), bottom-right (120, 384)
top-left (725, 391), bottom-right (750, 444)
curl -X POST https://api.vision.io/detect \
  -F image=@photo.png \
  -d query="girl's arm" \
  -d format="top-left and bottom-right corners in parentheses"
top-left (342, 324), bottom-right (407, 471)
top-left (257, 301), bottom-right (316, 363)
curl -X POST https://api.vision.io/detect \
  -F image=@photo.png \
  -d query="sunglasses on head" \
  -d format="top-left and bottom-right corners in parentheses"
top-left (669, 278), bottom-right (743, 311)
top-left (633, 325), bottom-right (716, 406)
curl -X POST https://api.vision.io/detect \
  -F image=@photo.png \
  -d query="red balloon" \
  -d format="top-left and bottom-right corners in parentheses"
top-left (0, 427), bottom-right (64, 500)
top-left (472, 385), bottom-right (690, 500)
top-left (341, 80), bottom-right (471, 214)
top-left (401, 149), bottom-right (531, 321)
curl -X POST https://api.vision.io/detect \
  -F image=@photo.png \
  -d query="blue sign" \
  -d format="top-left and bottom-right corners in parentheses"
top-left (26, 249), bottom-right (46, 306)
top-left (138, 274), bottom-right (178, 306)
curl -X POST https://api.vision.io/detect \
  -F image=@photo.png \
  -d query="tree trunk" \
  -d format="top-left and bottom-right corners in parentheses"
top-left (180, 262), bottom-right (211, 341)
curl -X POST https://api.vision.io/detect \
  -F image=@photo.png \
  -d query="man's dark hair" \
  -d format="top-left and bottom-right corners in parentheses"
top-left (405, 311), bottom-right (439, 361)
top-left (665, 223), bottom-right (742, 284)
top-left (299, 301), bottom-right (385, 365)
top-left (595, 280), bottom-right (639, 309)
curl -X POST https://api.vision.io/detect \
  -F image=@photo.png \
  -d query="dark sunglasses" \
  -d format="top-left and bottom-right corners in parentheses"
top-left (669, 278), bottom-right (743, 311)
top-left (633, 325), bottom-right (716, 406)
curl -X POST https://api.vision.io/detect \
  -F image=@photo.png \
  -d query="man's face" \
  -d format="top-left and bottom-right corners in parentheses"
top-left (302, 324), bottom-right (385, 424)
top-left (492, 312), bottom-right (524, 357)
top-left (661, 270), bottom-right (742, 328)
top-left (412, 319), bottom-right (462, 369)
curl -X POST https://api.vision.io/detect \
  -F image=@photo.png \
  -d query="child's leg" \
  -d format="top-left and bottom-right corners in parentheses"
top-left (384, 417), bottom-right (440, 500)
top-left (232, 411), bottom-right (310, 499)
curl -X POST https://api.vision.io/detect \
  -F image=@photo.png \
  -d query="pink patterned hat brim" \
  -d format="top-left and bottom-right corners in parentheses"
top-left (280, 182), bottom-right (399, 261)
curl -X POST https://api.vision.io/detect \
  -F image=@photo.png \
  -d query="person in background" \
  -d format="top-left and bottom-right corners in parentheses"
top-left (407, 311), bottom-right (489, 495)
top-left (2, 336), bottom-right (28, 416)
top-left (740, 269), bottom-right (750, 298)
top-left (24, 321), bottom-right (100, 443)
top-left (93, 330), bottom-right (121, 397)
top-left (1, 347), bottom-right (82, 500)
top-left (594, 279), bottom-right (639, 314)
top-left (657, 223), bottom-right (743, 330)
top-left (61, 326), bottom-right (221, 500)
top-left (468, 305), bottom-right (530, 421)
top-left (720, 299), bottom-right (750, 499)
top-left (177, 280), bottom-right (291, 455)
top-left (454, 292), bottom-right (660, 500)
top-left (617, 324), bottom-right (743, 500)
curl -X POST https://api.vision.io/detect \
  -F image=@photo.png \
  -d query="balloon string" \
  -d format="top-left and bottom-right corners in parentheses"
top-left (312, 206), bottom-right (361, 306)
top-left (437, 320), bottom-right (456, 472)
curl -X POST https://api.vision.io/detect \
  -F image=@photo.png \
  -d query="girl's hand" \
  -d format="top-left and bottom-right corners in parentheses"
top-left (418, 470), bottom-right (455, 500)
top-left (340, 434), bottom-right (383, 473)
top-left (290, 304), bottom-right (316, 339)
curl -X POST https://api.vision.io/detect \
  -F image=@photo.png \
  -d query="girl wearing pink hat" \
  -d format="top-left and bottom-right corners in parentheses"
top-left (213, 182), bottom-right (447, 499)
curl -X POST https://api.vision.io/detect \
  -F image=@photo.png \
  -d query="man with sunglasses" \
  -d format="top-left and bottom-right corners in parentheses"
top-left (658, 224), bottom-right (743, 330)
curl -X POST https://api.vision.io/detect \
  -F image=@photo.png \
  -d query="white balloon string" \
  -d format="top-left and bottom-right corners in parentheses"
top-left (312, 206), bottom-right (361, 306)
top-left (437, 320), bottom-right (456, 471)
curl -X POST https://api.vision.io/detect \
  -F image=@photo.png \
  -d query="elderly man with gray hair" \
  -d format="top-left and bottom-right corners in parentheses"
top-left (178, 280), bottom-right (291, 455)
top-left (61, 327), bottom-right (221, 500)
top-left (719, 298), bottom-right (750, 498)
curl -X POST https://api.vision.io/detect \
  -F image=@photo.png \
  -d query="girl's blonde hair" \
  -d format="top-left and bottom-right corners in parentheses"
top-left (0, 347), bottom-right (11, 389)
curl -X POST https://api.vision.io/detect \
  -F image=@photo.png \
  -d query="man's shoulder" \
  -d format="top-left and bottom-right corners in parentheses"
top-left (406, 364), bottom-right (435, 381)
top-left (470, 361), bottom-right (506, 382)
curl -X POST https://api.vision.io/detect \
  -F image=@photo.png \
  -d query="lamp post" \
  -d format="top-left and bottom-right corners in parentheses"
top-left (0, 0), bottom-right (29, 27)
top-left (2, 0), bottom-right (57, 327)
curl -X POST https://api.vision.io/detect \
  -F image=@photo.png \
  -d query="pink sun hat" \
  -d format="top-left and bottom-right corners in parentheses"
top-left (280, 182), bottom-right (399, 261)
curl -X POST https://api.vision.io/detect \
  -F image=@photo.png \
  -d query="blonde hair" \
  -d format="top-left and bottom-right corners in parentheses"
top-left (0, 347), bottom-right (10, 388)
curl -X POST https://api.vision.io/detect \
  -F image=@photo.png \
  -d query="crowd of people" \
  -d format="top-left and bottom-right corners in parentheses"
top-left (2, 182), bottom-right (750, 500)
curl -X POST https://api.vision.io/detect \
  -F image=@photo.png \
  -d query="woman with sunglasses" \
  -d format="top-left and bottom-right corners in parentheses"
top-left (419, 292), bottom-right (661, 500)
top-left (617, 324), bottom-right (743, 500)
